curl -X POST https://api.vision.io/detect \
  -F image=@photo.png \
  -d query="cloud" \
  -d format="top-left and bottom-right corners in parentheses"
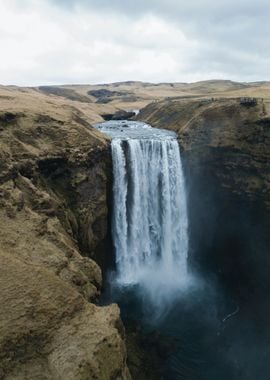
top-left (0, 0), bottom-right (269, 85)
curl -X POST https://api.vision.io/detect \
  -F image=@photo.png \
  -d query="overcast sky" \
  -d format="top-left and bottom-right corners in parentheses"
top-left (1, 0), bottom-right (269, 86)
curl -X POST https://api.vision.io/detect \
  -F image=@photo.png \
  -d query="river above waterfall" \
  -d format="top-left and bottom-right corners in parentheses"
top-left (95, 119), bottom-right (177, 140)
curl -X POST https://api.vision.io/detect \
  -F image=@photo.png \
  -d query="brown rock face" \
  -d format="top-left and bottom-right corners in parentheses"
top-left (139, 97), bottom-right (270, 202)
top-left (0, 91), bottom-right (130, 379)
top-left (0, 250), bottom-right (129, 380)
top-left (138, 98), bottom-right (270, 311)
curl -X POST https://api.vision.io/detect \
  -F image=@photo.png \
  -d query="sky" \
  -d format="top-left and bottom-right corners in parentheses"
top-left (0, 0), bottom-right (270, 86)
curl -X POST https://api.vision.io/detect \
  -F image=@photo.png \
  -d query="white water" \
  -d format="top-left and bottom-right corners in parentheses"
top-left (95, 120), bottom-right (189, 305)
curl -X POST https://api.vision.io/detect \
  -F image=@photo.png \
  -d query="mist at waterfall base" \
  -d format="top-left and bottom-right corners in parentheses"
top-left (95, 121), bottom-right (270, 380)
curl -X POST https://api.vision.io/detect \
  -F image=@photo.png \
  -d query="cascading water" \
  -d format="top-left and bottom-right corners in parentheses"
top-left (95, 120), bottom-right (189, 306)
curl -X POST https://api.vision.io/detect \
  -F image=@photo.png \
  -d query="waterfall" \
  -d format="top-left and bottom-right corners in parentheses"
top-left (95, 121), bottom-right (189, 304)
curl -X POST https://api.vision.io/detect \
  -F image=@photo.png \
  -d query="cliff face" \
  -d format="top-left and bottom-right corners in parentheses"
top-left (140, 98), bottom-right (270, 205)
top-left (0, 91), bottom-right (130, 379)
top-left (138, 99), bottom-right (270, 310)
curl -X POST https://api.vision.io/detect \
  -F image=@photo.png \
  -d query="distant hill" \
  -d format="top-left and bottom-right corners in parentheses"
top-left (32, 80), bottom-right (270, 116)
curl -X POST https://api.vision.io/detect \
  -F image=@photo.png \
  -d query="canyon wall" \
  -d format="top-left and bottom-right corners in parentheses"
top-left (138, 98), bottom-right (270, 313)
top-left (0, 92), bottom-right (130, 379)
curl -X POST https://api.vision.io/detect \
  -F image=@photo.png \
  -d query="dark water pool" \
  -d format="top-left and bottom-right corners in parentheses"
top-left (102, 274), bottom-right (270, 380)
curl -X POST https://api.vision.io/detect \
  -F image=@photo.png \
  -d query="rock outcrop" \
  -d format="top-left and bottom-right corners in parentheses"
top-left (0, 89), bottom-right (130, 379)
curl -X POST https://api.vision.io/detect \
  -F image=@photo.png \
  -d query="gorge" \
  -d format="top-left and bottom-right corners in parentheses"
top-left (1, 83), bottom-right (270, 379)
